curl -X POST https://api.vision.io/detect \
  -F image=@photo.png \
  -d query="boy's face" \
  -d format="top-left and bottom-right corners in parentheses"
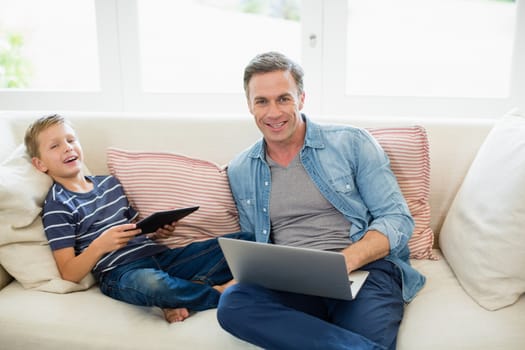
top-left (31, 122), bottom-right (84, 181)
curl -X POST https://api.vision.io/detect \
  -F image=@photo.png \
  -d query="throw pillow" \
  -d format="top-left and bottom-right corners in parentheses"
top-left (0, 144), bottom-right (95, 292)
top-left (439, 109), bottom-right (525, 310)
top-left (368, 126), bottom-right (435, 260)
top-left (107, 148), bottom-right (241, 248)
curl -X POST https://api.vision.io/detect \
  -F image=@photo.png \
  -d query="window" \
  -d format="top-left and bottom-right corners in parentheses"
top-left (0, 0), bottom-right (523, 118)
top-left (322, 0), bottom-right (523, 117)
top-left (345, 0), bottom-right (516, 98)
top-left (0, 0), bottom-right (99, 90)
top-left (119, 0), bottom-right (302, 112)
top-left (137, 0), bottom-right (301, 94)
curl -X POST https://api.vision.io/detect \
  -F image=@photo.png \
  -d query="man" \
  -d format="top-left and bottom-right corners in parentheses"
top-left (217, 52), bottom-right (425, 350)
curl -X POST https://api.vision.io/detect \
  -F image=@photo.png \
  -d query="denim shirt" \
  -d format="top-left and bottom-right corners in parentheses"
top-left (227, 115), bottom-right (426, 302)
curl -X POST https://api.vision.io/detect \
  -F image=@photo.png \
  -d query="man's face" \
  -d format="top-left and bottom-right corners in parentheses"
top-left (246, 70), bottom-right (305, 146)
top-left (31, 123), bottom-right (84, 181)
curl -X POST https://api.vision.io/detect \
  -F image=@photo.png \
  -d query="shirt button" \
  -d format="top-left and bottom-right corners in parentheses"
top-left (346, 184), bottom-right (351, 189)
top-left (264, 181), bottom-right (269, 186)
top-left (246, 199), bottom-right (251, 204)
top-left (263, 208), bottom-right (267, 212)
top-left (262, 230), bottom-right (267, 235)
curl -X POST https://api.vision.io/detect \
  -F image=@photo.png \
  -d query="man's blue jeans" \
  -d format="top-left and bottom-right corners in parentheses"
top-left (99, 232), bottom-right (253, 311)
top-left (217, 258), bottom-right (404, 350)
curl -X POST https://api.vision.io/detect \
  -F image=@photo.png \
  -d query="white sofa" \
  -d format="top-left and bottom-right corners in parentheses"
top-left (0, 112), bottom-right (524, 350)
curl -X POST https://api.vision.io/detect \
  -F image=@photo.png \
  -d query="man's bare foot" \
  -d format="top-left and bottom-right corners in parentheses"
top-left (162, 307), bottom-right (190, 323)
top-left (212, 279), bottom-right (237, 293)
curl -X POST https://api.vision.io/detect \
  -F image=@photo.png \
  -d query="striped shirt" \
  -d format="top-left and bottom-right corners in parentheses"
top-left (42, 175), bottom-right (167, 276)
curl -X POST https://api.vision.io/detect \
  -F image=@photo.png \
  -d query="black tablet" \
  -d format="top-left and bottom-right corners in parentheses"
top-left (136, 206), bottom-right (199, 235)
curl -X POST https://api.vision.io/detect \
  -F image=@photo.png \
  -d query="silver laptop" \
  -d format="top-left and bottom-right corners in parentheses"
top-left (218, 237), bottom-right (369, 300)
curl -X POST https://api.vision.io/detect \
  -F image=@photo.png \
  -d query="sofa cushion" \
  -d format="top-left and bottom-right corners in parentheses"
top-left (0, 144), bottom-right (95, 292)
top-left (399, 250), bottom-right (525, 350)
top-left (107, 148), bottom-right (241, 248)
top-left (0, 281), bottom-right (259, 350)
top-left (439, 109), bottom-right (525, 310)
top-left (368, 126), bottom-right (435, 259)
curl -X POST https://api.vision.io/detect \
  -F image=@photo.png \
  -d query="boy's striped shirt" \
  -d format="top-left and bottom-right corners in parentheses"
top-left (42, 175), bottom-right (167, 276)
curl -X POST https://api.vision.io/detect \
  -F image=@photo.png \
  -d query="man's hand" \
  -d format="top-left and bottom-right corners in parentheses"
top-left (341, 230), bottom-right (390, 273)
top-left (53, 223), bottom-right (140, 283)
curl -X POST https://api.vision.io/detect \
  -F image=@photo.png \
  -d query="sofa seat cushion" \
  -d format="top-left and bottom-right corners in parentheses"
top-left (1, 250), bottom-right (523, 350)
top-left (399, 249), bottom-right (525, 350)
top-left (0, 281), bottom-right (259, 350)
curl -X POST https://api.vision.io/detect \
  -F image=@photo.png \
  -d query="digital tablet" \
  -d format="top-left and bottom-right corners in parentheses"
top-left (136, 206), bottom-right (199, 235)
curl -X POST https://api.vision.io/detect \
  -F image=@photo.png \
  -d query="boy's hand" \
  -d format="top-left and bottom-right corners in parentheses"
top-left (92, 223), bottom-right (140, 254)
top-left (52, 223), bottom-right (140, 283)
top-left (148, 221), bottom-right (177, 240)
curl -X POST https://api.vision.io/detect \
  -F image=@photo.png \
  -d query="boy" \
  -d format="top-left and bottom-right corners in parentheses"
top-left (25, 114), bottom-right (250, 323)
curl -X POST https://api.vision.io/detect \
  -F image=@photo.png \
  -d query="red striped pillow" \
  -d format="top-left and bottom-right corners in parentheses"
top-left (107, 148), bottom-right (240, 248)
top-left (368, 126), bottom-right (436, 260)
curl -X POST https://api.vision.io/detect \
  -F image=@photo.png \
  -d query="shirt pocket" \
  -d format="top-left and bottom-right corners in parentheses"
top-left (329, 174), bottom-right (367, 214)
top-left (235, 197), bottom-right (258, 232)
top-left (330, 175), bottom-right (357, 195)
top-left (236, 197), bottom-right (257, 217)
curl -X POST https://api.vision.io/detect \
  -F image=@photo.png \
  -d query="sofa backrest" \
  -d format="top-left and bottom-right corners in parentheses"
top-left (0, 112), bottom-right (496, 250)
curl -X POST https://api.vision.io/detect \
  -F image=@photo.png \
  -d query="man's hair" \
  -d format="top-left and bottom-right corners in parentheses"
top-left (24, 114), bottom-right (67, 158)
top-left (243, 51), bottom-right (304, 97)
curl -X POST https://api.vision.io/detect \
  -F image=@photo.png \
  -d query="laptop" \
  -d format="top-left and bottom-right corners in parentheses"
top-left (218, 237), bottom-right (369, 300)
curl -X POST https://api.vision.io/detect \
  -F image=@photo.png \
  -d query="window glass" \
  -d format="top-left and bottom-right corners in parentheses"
top-left (345, 0), bottom-right (517, 98)
top-left (137, 0), bottom-right (301, 93)
top-left (0, 0), bottom-right (99, 90)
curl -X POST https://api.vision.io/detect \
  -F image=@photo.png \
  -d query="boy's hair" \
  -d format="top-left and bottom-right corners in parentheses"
top-left (24, 114), bottom-right (67, 158)
top-left (243, 51), bottom-right (304, 98)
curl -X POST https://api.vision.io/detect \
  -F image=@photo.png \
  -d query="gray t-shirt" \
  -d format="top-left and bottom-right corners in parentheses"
top-left (267, 153), bottom-right (352, 252)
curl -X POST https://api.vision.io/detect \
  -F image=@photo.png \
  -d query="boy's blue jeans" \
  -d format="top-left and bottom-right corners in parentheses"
top-left (98, 232), bottom-right (253, 311)
top-left (217, 258), bottom-right (403, 350)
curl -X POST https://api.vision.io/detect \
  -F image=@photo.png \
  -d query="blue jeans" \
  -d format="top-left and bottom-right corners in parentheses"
top-left (99, 232), bottom-right (253, 311)
top-left (217, 258), bottom-right (403, 350)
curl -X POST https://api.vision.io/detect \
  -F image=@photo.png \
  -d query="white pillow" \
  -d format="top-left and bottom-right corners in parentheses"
top-left (439, 109), bottom-right (525, 310)
top-left (0, 144), bottom-right (95, 292)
